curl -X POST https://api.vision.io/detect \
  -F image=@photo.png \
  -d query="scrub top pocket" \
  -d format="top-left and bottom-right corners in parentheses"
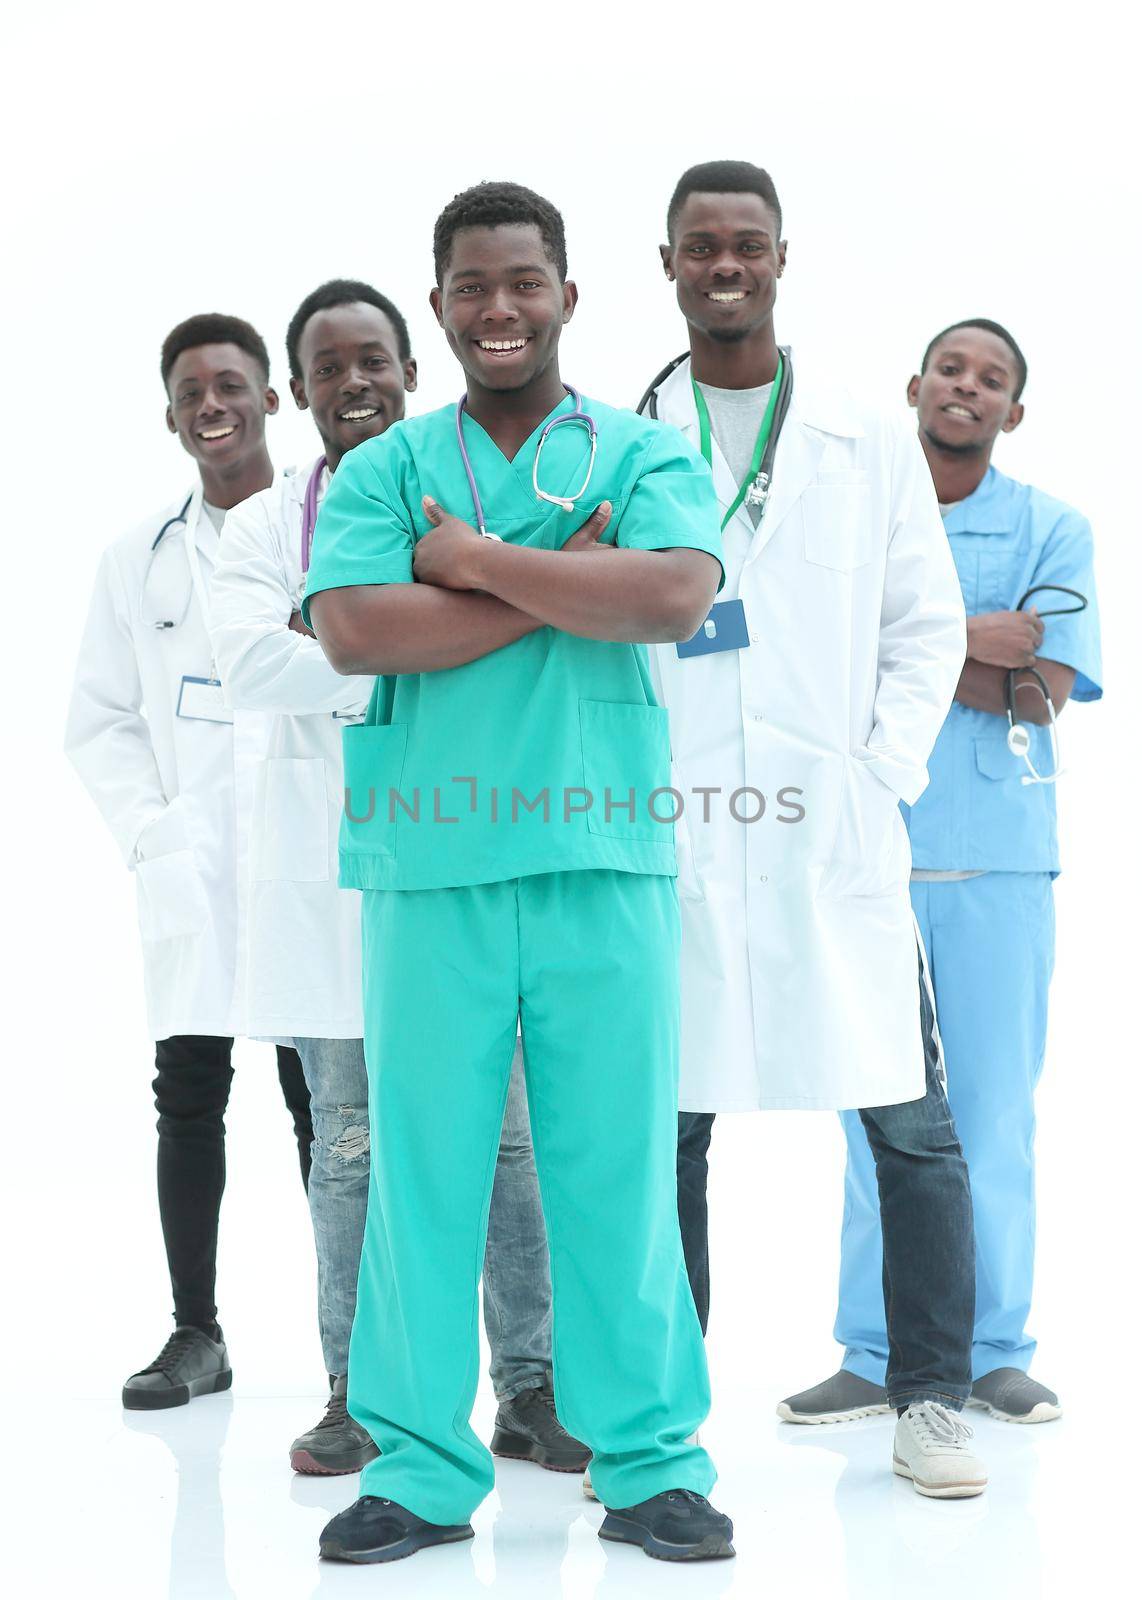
top-left (253, 757), bottom-right (330, 883)
top-left (340, 723), bottom-right (408, 868)
top-left (579, 700), bottom-right (672, 845)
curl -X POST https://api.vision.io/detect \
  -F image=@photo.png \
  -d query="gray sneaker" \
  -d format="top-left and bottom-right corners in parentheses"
top-left (777, 1369), bottom-right (892, 1424)
top-left (291, 1376), bottom-right (381, 1475)
top-left (491, 1384), bottom-right (591, 1472)
top-left (968, 1368), bottom-right (1061, 1424)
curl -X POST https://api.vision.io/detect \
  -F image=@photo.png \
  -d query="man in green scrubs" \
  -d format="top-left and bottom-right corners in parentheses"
top-left (305, 181), bottom-right (733, 1565)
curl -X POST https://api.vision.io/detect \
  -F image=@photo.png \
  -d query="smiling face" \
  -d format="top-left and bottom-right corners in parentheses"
top-left (165, 343), bottom-right (278, 469)
top-left (909, 327), bottom-right (1024, 454)
top-left (291, 302), bottom-right (417, 466)
top-left (429, 223), bottom-right (576, 395)
top-left (661, 191), bottom-right (785, 343)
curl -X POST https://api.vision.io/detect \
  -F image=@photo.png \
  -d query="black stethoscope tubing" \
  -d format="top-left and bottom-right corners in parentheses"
top-left (151, 491), bottom-right (194, 553)
top-left (145, 491), bottom-right (195, 630)
top-left (1005, 584), bottom-right (1088, 728)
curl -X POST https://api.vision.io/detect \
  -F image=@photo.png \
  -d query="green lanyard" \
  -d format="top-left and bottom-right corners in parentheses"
top-left (692, 353), bottom-right (784, 531)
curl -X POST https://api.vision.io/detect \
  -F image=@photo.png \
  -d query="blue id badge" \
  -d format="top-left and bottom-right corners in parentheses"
top-left (676, 599), bottom-right (750, 659)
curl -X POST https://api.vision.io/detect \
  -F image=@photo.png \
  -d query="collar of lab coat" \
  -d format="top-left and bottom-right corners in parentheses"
top-left (937, 465), bottom-right (1013, 536)
top-left (650, 349), bottom-right (865, 560)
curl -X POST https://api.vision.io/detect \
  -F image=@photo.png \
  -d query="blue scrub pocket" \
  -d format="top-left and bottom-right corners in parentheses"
top-left (579, 700), bottom-right (671, 845)
top-left (340, 723), bottom-right (408, 867)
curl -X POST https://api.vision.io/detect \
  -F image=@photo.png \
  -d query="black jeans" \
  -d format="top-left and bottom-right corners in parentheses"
top-left (153, 1036), bottom-right (313, 1332)
top-left (676, 950), bottom-right (976, 1407)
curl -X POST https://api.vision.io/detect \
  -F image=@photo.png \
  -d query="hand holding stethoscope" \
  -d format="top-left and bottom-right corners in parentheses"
top-left (1004, 584), bottom-right (1088, 785)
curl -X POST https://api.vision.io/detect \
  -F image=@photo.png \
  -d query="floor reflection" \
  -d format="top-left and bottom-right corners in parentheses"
top-left (123, 1393), bottom-right (237, 1599)
top-left (776, 1415), bottom-right (1043, 1600)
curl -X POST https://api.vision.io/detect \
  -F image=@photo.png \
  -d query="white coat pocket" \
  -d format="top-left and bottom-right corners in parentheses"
top-left (135, 850), bottom-right (211, 942)
top-left (802, 477), bottom-right (873, 572)
top-left (818, 757), bottom-right (910, 899)
top-left (253, 757), bottom-right (330, 883)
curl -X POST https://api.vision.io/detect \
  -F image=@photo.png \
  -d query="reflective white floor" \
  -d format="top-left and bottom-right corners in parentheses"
top-left (20, 1377), bottom-right (1127, 1600)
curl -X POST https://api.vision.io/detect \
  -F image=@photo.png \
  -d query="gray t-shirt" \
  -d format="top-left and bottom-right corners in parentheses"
top-left (203, 500), bottom-right (227, 534)
top-left (695, 381), bottom-right (774, 527)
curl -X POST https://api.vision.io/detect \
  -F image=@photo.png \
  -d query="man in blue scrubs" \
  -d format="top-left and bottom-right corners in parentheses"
top-left (827, 320), bottom-right (1102, 1422)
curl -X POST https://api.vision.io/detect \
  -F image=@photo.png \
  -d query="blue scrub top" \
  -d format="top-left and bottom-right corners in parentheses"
top-left (903, 466), bottom-right (1102, 874)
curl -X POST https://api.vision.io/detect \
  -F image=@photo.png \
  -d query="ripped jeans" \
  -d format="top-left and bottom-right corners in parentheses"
top-left (295, 1036), bottom-right (554, 1390)
top-left (293, 1037), bottom-right (372, 1377)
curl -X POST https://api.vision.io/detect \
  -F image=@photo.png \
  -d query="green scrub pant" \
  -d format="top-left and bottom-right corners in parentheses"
top-left (348, 868), bottom-right (714, 1523)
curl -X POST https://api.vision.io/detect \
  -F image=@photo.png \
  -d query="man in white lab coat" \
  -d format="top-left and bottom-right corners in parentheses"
top-left (642, 162), bottom-right (985, 1498)
top-left (66, 315), bottom-right (313, 1409)
top-left (209, 280), bottom-right (586, 1477)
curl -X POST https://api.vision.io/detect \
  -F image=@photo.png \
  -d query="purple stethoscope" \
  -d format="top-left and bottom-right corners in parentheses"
top-left (455, 385), bottom-right (598, 539)
top-left (300, 455), bottom-right (327, 573)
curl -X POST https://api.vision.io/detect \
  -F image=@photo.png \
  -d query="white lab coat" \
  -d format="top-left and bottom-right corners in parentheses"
top-left (209, 463), bottom-right (373, 1039)
top-left (65, 485), bottom-right (273, 1042)
top-left (647, 355), bottom-right (966, 1111)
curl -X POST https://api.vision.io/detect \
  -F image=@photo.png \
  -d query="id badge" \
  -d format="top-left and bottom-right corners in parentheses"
top-left (676, 599), bottom-right (750, 659)
top-left (177, 675), bottom-right (234, 724)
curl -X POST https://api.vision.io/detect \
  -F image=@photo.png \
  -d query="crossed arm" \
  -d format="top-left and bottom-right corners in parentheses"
top-left (955, 610), bottom-right (1076, 724)
top-left (310, 498), bottom-right (720, 676)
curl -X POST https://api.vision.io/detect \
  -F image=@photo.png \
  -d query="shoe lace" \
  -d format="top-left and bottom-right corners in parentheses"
top-left (912, 1402), bottom-right (974, 1446)
top-left (316, 1389), bottom-right (350, 1430)
top-left (142, 1329), bottom-right (199, 1375)
top-left (665, 1490), bottom-right (709, 1508)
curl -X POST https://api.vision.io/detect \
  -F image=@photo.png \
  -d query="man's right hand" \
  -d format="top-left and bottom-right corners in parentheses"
top-left (967, 609), bottom-right (1044, 669)
top-left (560, 501), bottom-right (613, 552)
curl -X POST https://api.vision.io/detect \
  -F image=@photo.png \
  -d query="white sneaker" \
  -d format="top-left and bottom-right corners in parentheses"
top-left (892, 1403), bottom-right (988, 1499)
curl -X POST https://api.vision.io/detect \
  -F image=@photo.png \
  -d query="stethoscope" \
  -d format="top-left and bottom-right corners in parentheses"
top-left (454, 385), bottom-right (597, 539)
top-left (637, 347), bottom-right (795, 515)
top-left (300, 454), bottom-right (327, 573)
top-left (1005, 584), bottom-right (1088, 785)
top-left (139, 487), bottom-right (205, 632)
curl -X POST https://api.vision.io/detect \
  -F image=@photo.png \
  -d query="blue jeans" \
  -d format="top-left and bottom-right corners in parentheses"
top-left (296, 1035), bottom-right (553, 1392)
top-left (679, 949), bottom-right (975, 1409)
top-left (293, 1037), bottom-right (371, 1377)
top-left (483, 1040), bottom-right (555, 1398)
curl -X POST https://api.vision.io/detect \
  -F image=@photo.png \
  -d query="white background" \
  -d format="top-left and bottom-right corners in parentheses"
top-left (6, 2), bottom-right (1139, 1596)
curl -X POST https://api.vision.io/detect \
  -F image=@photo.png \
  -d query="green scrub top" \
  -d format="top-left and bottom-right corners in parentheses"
top-left (303, 393), bottom-right (724, 892)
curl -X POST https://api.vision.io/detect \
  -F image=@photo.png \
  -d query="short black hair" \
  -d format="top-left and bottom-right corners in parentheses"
top-left (667, 160), bottom-right (783, 242)
top-left (161, 313), bottom-right (270, 390)
top-left (921, 318), bottom-right (1028, 401)
top-left (285, 278), bottom-right (412, 380)
top-left (433, 181), bottom-right (567, 285)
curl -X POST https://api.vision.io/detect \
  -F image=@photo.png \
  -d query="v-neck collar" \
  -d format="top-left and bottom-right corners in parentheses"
top-left (458, 389), bottom-right (576, 468)
top-left (451, 391), bottom-right (590, 540)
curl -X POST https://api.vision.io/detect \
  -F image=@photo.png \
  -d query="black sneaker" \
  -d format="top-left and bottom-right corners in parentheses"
top-left (599, 1489), bottom-right (735, 1562)
top-left (290, 1375), bottom-right (380, 1475)
top-left (122, 1326), bottom-right (232, 1411)
top-left (319, 1497), bottom-right (474, 1564)
top-left (491, 1383), bottom-right (591, 1473)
